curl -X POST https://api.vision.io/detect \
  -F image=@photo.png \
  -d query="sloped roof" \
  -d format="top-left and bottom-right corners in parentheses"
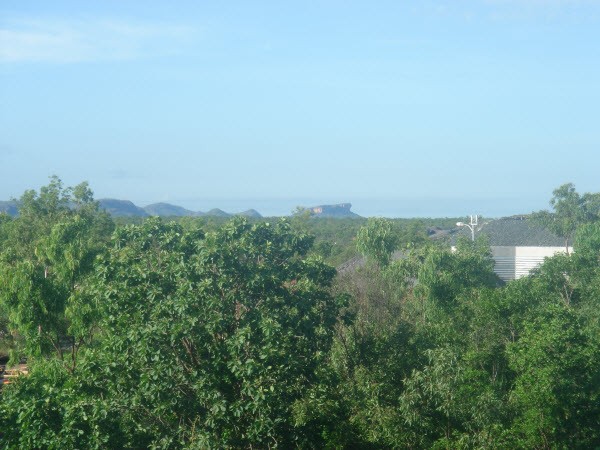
top-left (452, 216), bottom-right (566, 247)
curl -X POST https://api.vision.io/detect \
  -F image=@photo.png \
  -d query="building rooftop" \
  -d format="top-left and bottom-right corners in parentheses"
top-left (452, 216), bottom-right (566, 247)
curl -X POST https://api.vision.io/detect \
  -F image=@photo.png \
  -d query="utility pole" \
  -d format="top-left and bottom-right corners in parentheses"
top-left (456, 215), bottom-right (478, 241)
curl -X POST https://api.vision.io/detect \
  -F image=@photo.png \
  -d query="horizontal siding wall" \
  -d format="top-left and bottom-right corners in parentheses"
top-left (515, 255), bottom-right (547, 279)
top-left (491, 246), bottom-right (572, 282)
top-left (493, 256), bottom-right (516, 282)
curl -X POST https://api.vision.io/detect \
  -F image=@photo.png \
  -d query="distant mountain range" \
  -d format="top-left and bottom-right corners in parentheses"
top-left (96, 199), bottom-right (263, 218)
top-left (0, 199), bottom-right (361, 219)
top-left (0, 198), bottom-right (262, 219)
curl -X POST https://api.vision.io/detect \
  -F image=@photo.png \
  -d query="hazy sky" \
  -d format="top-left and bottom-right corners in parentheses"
top-left (1, 1), bottom-right (600, 216)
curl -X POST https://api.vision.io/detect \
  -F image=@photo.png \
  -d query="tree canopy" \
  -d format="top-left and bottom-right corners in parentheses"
top-left (532, 182), bottom-right (600, 251)
top-left (1, 180), bottom-right (600, 449)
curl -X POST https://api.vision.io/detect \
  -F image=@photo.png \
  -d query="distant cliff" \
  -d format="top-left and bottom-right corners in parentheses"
top-left (304, 203), bottom-right (362, 218)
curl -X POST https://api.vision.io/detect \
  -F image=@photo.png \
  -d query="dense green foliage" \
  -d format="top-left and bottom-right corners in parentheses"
top-left (0, 177), bottom-right (114, 363)
top-left (295, 231), bottom-right (600, 448)
top-left (532, 182), bottom-right (600, 250)
top-left (118, 214), bottom-right (457, 268)
top-left (1, 179), bottom-right (600, 449)
top-left (355, 218), bottom-right (401, 267)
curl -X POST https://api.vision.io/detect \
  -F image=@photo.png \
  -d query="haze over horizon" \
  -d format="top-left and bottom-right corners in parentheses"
top-left (0, 187), bottom-right (553, 219)
top-left (2, 1), bottom-right (600, 214)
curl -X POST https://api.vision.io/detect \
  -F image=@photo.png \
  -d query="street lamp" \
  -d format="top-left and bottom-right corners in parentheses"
top-left (456, 215), bottom-right (478, 241)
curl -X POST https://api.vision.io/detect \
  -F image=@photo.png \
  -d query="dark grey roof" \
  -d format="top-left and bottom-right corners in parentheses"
top-left (452, 216), bottom-right (566, 247)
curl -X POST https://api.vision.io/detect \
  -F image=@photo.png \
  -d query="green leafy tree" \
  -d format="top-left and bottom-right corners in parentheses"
top-left (296, 238), bottom-right (502, 448)
top-left (532, 183), bottom-right (600, 252)
top-left (0, 177), bottom-right (113, 362)
top-left (1, 217), bottom-right (342, 448)
top-left (356, 218), bottom-right (399, 267)
top-left (507, 304), bottom-right (600, 448)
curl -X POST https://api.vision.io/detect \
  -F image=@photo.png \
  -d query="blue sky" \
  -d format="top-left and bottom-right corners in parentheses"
top-left (1, 1), bottom-right (600, 216)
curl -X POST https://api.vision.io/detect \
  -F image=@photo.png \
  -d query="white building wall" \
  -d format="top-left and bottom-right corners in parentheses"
top-left (491, 246), bottom-right (572, 282)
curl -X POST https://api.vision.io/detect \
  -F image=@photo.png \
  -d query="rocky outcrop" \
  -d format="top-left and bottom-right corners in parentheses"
top-left (307, 203), bottom-right (361, 218)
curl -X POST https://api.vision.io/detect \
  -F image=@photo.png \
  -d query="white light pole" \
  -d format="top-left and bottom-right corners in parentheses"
top-left (456, 215), bottom-right (478, 241)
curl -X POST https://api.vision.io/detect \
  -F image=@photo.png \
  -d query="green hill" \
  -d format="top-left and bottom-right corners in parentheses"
top-left (144, 203), bottom-right (195, 217)
top-left (98, 199), bottom-right (149, 217)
